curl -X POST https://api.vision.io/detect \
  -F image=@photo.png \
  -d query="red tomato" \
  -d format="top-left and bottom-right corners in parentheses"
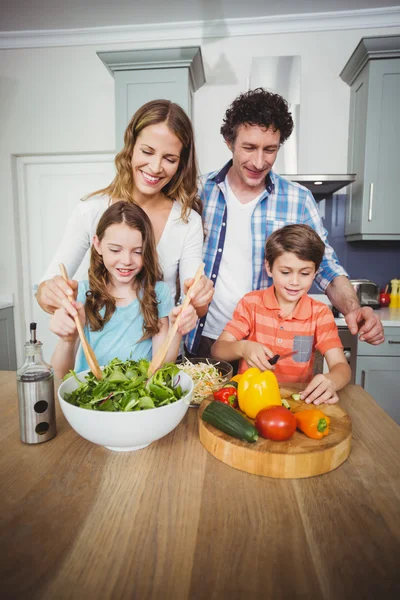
top-left (255, 406), bottom-right (296, 441)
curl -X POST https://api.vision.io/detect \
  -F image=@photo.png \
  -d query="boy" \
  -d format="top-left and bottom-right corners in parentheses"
top-left (211, 224), bottom-right (351, 405)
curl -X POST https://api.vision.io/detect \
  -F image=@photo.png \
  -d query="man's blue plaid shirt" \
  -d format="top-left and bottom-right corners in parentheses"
top-left (185, 161), bottom-right (347, 353)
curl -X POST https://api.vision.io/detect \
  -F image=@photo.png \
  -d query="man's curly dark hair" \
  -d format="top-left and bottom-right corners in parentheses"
top-left (221, 88), bottom-right (294, 146)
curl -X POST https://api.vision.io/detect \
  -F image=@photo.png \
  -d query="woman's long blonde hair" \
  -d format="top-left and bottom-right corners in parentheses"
top-left (85, 201), bottom-right (163, 339)
top-left (88, 99), bottom-right (202, 221)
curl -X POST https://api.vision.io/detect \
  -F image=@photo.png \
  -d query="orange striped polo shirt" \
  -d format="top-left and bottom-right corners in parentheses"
top-left (224, 286), bottom-right (343, 383)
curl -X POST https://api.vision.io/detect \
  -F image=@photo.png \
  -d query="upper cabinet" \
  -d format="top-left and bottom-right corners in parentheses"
top-left (340, 35), bottom-right (400, 241)
top-left (98, 47), bottom-right (205, 151)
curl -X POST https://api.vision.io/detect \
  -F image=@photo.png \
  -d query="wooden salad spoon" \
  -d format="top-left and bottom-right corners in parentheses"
top-left (148, 262), bottom-right (205, 377)
top-left (59, 263), bottom-right (103, 380)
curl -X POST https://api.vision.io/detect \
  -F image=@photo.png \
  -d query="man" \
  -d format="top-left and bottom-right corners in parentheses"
top-left (185, 88), bottom-right (384, 357)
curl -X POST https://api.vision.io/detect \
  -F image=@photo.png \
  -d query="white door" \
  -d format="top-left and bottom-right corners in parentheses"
top-left (16, 154), bottom-right (115, 363)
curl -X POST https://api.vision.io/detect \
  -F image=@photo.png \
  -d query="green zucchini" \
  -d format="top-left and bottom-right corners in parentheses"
top-left (202, 402), bottom-right (258, 443)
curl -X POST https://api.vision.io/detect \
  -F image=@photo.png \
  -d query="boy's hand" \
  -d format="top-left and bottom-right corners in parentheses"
top-left (301, 374), bottom-right (339, 405)
top-left (50, 298), bottom-right (85, 343)
top-left (169, 305), bottom-right (197, 336)
top-left (241, 341), bottom-right (276, 371)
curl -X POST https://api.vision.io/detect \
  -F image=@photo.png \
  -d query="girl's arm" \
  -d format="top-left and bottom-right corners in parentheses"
top-left (50, 299), bottom-right (86, 379)
top-left (301, 348), bottom-right (352, 405)
top-left (51, 338), bottom-right (80, 379)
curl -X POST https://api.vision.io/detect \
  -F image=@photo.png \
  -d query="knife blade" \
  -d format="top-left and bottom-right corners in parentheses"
top-left (269, 350), bottom-right (298, 365)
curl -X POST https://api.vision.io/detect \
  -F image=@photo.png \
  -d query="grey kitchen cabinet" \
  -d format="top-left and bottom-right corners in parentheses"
top-left (355, 326), bottom-right (400, 424)
top-left (97, 47), bottom-right (205, 151)
top-left (340, 36), bottom-right (400, 241)
top-left (0, 307), bottom-right (17, 370)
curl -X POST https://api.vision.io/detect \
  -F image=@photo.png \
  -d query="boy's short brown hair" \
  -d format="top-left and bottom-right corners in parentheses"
top-left (265, 224), bottom-right (325, 271)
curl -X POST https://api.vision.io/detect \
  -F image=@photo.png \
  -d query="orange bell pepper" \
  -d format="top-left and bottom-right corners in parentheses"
top-left (237, 368), bottom-right (281, 419)
top-left (294, 409), bottom-right (330, 440)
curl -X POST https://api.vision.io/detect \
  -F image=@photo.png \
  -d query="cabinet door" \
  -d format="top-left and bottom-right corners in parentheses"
top-left (115, 68), bottom-right (189, 151)
top-left (0, 307), bottom-right (17, 370)
top-left (345, 65), bottom-right (369, 236)
top-left (355, 356), bottom-right (400, 424)
top-left (363, 59), bottom-right (400, 236)
top-left (346, 59), bottom-right (400, 239)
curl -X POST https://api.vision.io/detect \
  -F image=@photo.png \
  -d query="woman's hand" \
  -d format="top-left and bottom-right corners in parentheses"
top-left (301, 374), bottom-right (339, 405)
top-left (50, 298), bottom-right (85, 343)
top-left (37, 276), bottom-right (78, 314)
top-left (169, 304), bottom-right (197, 336)
top-left (183, 275), bottom-right (214, 316)
top-left (241, 341), bottom-right (276, 371)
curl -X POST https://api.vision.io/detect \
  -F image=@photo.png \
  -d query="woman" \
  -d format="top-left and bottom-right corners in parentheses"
top-left (36, 99), bottom-right (213, 317)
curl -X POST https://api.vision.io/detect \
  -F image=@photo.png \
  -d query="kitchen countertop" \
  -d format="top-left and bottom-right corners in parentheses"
top-left (309, 295), bottom-right (400, 327)
top-left (334, 306), bottom-right (400, 327)
top-left (1, 371), bottom-right (399, 599)
top-left (0, 293), bottom-right (14, 310)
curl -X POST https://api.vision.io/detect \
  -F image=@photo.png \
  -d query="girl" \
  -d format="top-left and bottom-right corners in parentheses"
top-left (50, 201), bottom-right (197, 379)
top-left (37, 99), bottom-right (213, 319)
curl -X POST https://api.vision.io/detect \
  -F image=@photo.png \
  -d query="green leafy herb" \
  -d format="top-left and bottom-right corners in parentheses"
top-left (62, 358), bottom-right (183, 412)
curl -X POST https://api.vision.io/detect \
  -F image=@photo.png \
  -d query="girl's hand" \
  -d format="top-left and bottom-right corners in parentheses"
top-left (37, 276), bottom-right (79, 314)
top-left (183, 275), bottom-right (214, 310)
top-left (169, 305), bottom-right (197, 336)
top-left (301, 374), bottom-right (339, 405)
top-left (50, 298), bottom-right (85, 343)
top-left (241, 341), bottom-right (276, 372)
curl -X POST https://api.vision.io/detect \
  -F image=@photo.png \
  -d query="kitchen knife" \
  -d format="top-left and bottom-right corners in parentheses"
top-left (269, 350), bottom-right (298, 365)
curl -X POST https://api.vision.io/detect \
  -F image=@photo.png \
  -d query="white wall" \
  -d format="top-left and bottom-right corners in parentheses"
top-left (1, 24), bottom-right (400, 330)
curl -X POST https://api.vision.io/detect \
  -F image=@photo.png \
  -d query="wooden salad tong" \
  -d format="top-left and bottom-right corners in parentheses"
top-left (148, 262), bottom-right (205, 377)
top-left (59, 263), bottom-right (103, 380)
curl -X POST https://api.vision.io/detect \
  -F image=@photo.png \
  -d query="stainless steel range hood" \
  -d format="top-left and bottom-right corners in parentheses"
top-left (281, 174), bottom-right (356, 201)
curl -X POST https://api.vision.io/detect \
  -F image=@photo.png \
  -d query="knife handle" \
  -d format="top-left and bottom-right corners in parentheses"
top-left (269, 354), bottom-right (280, 365)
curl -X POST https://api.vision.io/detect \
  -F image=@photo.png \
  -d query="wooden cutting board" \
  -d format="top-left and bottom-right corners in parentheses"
top-left (198, 386), bottom-right (352, 479)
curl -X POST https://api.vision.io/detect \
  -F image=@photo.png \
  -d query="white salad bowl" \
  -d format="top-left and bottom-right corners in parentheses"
top-left (58, 369), bottom-right (193, 452)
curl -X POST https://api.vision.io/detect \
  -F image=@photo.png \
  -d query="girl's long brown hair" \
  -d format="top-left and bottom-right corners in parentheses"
top-left (87, 99), bottom-right (202, 221)
top-left (85, 201), bottom-right (163, 340)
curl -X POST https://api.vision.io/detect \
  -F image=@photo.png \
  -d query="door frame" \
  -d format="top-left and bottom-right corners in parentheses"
top-left (13, 152), bottom-right (115, 365)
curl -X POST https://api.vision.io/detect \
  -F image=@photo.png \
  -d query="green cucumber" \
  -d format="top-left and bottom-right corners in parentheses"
top-left (202, 402), bottom-right (258, 443)
top-left (291, 393), bottom-right (302, 402)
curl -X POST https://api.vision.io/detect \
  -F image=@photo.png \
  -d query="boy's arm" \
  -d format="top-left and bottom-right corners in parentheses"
top-left (211, 331), bottom-right (245, 361)
top-left (301, 348), bottom-right (351, 405)
top-left (212, 332), bottom-right (275, 371)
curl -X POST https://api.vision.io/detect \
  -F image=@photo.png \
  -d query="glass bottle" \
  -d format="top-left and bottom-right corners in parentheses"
top-left (16, 322), bottom-right (56, 444)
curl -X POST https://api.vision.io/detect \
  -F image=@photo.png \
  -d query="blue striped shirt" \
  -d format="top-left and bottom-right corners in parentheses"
top-left (185, 160), bottom-right (347, 353)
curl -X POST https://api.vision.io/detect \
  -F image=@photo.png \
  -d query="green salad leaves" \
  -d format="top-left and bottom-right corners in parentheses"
top-left (62, 358), bottom-right (184, 412)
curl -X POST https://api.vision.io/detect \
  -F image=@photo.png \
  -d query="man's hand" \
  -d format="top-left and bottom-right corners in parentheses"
top-left (345, 306), bottom-right (384, 345)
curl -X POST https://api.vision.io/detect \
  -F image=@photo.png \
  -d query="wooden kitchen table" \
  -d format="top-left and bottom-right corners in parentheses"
top-left (1, 372), bottom-right (399, 600)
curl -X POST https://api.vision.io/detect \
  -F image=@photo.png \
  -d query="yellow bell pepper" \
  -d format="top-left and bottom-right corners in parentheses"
top-left (237, 368), bottom-right (281, 419)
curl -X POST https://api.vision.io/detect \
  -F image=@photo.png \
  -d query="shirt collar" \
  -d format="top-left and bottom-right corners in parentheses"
top-left (263, 285), bottom-right (312, 320)
top-left (213, 160), bottom-right (275, 194)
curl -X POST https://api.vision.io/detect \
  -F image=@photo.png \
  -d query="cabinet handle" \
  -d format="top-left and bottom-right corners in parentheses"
top-left (361, 370), bottom-right (366, 388)
top-left (368, 183), bottom-right (373, 221)
top-left (388, 340), bottom-right (400, 344)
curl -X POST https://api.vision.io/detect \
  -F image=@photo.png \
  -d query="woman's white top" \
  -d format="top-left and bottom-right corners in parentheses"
top-left (41, 195), bottom-right (203, 303)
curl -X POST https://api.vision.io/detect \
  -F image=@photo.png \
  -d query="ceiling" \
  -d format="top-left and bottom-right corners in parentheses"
top-left (0, 0), bottom-right (398, 32)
